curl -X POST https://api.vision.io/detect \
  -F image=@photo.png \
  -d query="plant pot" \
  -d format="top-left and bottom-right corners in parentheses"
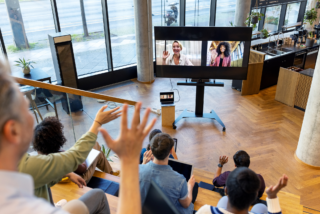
top-left (306, 38), bottom-right (315, 47)
top-left (316, 2), bottom-right (320, 8)
top-left (23, 67), bottom-right (31, 75)
top-left (251, 16), bottom-right (258, 24)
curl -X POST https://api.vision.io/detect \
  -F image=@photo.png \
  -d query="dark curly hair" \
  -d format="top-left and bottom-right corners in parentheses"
top-left (216, 42), bottom-right (231, 57)
top-left (33, 117), bottom-right (66, 154)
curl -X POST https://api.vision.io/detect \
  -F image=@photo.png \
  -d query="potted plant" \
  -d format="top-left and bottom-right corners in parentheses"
top-left (244, 12), bottom-right (264, 29)
top-left (316, 0), bottom-right (320, 9)
top-left (15, 58), bottom-right (36, 75)
top-left (306, 31), bottom-right (316, 47)
top-left (305, 8), bottom-right (318, 25)
top-left (260, 29), bottom-right (269, 39)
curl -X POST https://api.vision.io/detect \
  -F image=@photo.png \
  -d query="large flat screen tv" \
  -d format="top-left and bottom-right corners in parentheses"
top-left (154, 27), bottom-right (252, 80)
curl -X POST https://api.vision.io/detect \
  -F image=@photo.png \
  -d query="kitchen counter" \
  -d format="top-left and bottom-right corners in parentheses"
top-left (300, 68), bottom-right (314, 77)
top-left (259, 43), bottom-right (320, 61)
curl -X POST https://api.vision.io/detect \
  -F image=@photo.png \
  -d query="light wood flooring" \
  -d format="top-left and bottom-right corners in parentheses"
top-left (36, 78), bottom-right (320, 210)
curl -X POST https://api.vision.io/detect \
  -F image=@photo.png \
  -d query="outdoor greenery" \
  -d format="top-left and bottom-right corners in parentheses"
top-left (14, 58), bottom-right (35, 69)
top-left (7, 42), bottom-right (42, 53)
top-left (244, 12), bottom-right (264, 29)
top-left (71, 32), bottom-right (105, 43)
top-left (304, 8), bottom-right (318, 26)
top-left (265, 16), bottom-right (279, 25)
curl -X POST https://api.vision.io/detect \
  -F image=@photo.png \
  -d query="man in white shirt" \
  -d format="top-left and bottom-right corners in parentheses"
top-left (0, 57), bottom-right (156, 214)
top-left (196, 167), bottom-right (288, 214)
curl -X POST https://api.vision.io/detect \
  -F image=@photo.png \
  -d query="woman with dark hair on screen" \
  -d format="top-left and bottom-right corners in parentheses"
top-left (162, 40), bottom-right (194, 66)
top-left (211, 42), bottom-right (231, 67)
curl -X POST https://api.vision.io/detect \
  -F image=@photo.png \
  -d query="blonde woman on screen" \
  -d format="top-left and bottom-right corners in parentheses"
top-left (162, 40), bottom-right (194, 66)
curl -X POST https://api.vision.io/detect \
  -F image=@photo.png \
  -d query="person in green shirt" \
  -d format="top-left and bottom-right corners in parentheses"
top-left (18, 105), bottom-right (121, 201)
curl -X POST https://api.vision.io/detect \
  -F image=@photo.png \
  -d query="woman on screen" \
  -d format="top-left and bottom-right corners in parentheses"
top-left (162, 40), bottom-right (193, 66)
top-left (210, 42), bottom-right (231, 67)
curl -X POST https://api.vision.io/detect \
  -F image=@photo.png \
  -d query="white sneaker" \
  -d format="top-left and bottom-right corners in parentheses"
top-left (55, 199), bottom-right (67, 207)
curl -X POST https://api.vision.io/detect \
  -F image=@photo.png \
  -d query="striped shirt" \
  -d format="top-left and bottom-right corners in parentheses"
top-left (196, 197), bottom-right (282, 214)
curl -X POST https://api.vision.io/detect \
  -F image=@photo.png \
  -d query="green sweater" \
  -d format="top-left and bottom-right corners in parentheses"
top-left (18, 132), bottom-right (97, 201)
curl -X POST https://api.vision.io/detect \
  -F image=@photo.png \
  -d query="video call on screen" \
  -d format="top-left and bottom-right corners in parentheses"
top-left (156, 40), bottom-right (245, 68)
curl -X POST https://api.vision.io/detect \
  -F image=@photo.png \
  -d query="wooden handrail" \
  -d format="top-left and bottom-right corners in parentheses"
top-left (14, 77), bottom-right (137, 106)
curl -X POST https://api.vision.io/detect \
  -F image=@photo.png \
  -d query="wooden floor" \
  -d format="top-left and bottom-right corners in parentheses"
top-left (96, 78), bottom-right (320, 210)
top-left (41, 78), bottom-right (320, 210)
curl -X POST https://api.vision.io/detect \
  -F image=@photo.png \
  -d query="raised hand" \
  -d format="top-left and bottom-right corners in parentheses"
top-left (219, 155), bottom-right (228, 166)
top-left (163, 51), bottom-right (170, 60)
top-left (95, 105), bottom-right (122, 125)
top-left (142, 150), bottom-right (154, 164)
top-left (266, 174), bottom-right (288, 199)
top-left (99, 102), bottom-right (156, 163)
top-left (68, 173), bottom-right (86, 188)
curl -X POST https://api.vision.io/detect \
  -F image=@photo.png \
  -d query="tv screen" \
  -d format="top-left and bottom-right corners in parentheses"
top-left (154, 27), bottom-right (252, 80)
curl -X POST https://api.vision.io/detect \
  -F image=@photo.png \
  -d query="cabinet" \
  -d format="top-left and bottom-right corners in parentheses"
top-left (260, 53), bottom-right (295, 90)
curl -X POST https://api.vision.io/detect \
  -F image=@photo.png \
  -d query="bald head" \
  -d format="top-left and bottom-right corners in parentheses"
top-left (0, 58), bottom-right (34, 171)
top-left (0, 59), bottom-right (21, 139)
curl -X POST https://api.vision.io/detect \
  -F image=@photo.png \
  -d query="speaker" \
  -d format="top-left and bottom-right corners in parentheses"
top-left (49, 33), bottom-right (79, 88)
top-left (49, 33), bottom-right (82, 114)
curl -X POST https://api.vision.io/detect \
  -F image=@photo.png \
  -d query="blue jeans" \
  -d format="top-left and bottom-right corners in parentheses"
top-left (217, 196), bottom-right (268, 214)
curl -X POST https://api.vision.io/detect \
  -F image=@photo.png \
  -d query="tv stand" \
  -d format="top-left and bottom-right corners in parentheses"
top-left (173, 80), bottom-right (226, 131)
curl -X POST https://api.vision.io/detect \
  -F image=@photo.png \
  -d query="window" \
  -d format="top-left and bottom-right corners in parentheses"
top-left (284, 3), bottom-right (300, 28)
top-left (56, 0), bottom-right (109, 76)
top-left (108, 0), bottom-right (137, 69)
top-left (215, 0), bottom-right (236, 26)
top-left (0, 0), bottom-right (56, 79)
top-left (185, 0), bottom-right (210, 26)
top-left (263, 5), bottom-right (281, 33)
top-left (152, 0), bottom-right (179, 27)
top-left (251, 9), bottom-right (261, 34)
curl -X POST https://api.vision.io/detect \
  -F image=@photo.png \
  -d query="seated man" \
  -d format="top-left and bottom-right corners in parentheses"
top-left (213, 151), bottom-right (265, 199)
top-left (139, 129), bottom-right (177, 164)
top-left (139, 133), bottom-right (198, 214)
top-left (19, 104), bottom-right (121, 201)
top-left (197, 167), bottom-right (288, 214)
top-left (33, 117), bottom-right (119, 185)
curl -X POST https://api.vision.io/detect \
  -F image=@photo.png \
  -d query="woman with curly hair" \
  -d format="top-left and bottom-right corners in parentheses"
top-left (33, 117), bottom-right (119, 186)
top-left (210, 42), bottom-right (231, 67)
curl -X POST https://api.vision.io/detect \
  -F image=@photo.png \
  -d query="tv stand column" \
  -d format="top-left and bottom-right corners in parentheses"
top-left (173, 80), bottom-right (226, 131)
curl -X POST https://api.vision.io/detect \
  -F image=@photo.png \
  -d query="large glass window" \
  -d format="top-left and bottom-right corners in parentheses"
top-left (216, 0), bottom-right (236, 26)
top-left (263, 5), bottom-right (281, 33)
top-left (284, 3), bottom-right (300, 27)
top-left (0, 0), bottom-right (56, 79)
top-left (152, 0), bottom-right (179, 27)
top-left (185, 0), bottom-right (210, 26)
top-left (108, 0), bottom-right (136, 69)
top-left (56, 0), bottom-right (109, 76)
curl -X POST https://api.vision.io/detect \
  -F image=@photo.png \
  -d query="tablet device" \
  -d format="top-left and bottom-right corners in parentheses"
top-left (168, 158), bottom-right (193, 181)
top-left (85, 148), bottom-right (100, 170)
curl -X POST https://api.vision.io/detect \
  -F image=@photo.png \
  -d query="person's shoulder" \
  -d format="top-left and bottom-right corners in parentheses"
top-left (1, 195), bottom-right (68, 214)
top-left (196, 204), bottom-right (215, 214)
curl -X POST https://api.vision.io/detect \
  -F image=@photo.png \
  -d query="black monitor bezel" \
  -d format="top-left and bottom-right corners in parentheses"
top-left (154, 26), bottom-right (252, 80)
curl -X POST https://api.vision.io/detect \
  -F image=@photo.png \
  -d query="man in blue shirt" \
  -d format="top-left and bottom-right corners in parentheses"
top-left (139, 133), bottom-right (197, 214)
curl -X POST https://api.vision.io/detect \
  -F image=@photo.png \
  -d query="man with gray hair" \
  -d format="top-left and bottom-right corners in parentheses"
top-left (0, 57), bottom-right (157, 214)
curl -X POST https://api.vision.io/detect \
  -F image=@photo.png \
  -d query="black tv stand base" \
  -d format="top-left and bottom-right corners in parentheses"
top-left (172, 80), bottom-right (226, 131)
top-left (172, 108), bottom-right (226, 131)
